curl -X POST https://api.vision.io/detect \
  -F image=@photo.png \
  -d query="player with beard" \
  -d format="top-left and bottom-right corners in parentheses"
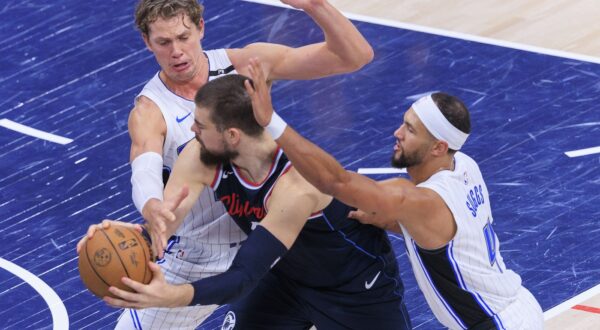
top-left (122, 0), bottom-right (374, 328)
top-left (247, 57), bottom-right (544, 329)
top-left (81, 73), bottom-right (412, 330)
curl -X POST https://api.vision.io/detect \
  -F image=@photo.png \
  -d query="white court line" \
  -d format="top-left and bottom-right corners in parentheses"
top-left (243, 0), bottom-right (600, 65)
top-left (565, 146), bottom-right (600, 158)
top-left (0, 258), bottom-right (69, 330)
top-left (357, 167), bottom-right (406, 175)
top-left (0, 119), bottom-right (73, 145)
top-left (543, 283), bottom-right (600, 320)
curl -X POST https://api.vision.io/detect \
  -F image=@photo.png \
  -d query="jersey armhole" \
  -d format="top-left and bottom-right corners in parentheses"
top-left (210, 163), bottom-right (223, 189)
top-left (262, 163), bottom-right (324, 220)
top-left (262, 161), bottom-right (293, 214)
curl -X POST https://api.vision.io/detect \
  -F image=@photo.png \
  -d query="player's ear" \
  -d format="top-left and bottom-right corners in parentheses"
top-left (432, 139), bottom-right (449, 156)
top-left (197, 18), bottom-right (205, 40)
top-left (142, 33), bottom-right (153, 52)
top-left (225, 127), bottom-right (241, 145)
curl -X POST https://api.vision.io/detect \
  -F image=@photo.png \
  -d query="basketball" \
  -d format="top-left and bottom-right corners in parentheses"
top-left (78, 224), bottom-right (153, 298)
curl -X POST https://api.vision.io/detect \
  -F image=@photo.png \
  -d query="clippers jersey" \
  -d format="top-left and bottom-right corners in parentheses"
top-left (401, 152), bottom-right (542, 329)
top-left (211, 148), bottom-right (402, 289)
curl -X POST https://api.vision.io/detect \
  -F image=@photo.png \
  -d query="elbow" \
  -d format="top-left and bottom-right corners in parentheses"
top-left (350, 44), bottom-right (374, 71)
top-left (334, 44), bottom-right (374, 73)
top-left (361, 45), bottom-right (375, 67)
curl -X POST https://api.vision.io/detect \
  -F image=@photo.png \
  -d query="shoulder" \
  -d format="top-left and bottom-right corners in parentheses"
top-left (453, 152), bottom-right (482, 174)
top-left (414, 173), bottom-right (456, 209)
top-left (133, 95), bottom-right (161, 114)
top-left (378, 177), bottom-right (447, 220)
top-left (129, 96), bottom-right (165, 129)
top-left (274, 166), bottom-right (311, 191)
top-left (271, 166), bottom-right (332, 209)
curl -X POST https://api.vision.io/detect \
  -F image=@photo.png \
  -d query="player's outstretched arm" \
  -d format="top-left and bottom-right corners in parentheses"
top-left (128, 97), bottom-right (170, 255)
top-left (246, 59), bottom-right (455, 248)
top-left (245, 58), bottom-right (409, 222)
top-left (129, 97), bottom-right (167, 216)
top-left (148, 139), bottom-right (213, 257)
top-left (229, 0), bottom-right (373, 81)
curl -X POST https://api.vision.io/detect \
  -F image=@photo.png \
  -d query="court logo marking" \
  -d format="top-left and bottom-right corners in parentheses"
top-left (222, 311), bottom-right (236, 330)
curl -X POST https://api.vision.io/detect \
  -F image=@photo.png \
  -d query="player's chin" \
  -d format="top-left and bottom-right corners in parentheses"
top-left (168, 66), bottom-right (192, 81)
top-left (391, 152), bottom-right (403, 168)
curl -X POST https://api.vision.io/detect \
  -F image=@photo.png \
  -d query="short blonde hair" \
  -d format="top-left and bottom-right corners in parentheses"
top-left (134, 0), bottom-right (204, 36)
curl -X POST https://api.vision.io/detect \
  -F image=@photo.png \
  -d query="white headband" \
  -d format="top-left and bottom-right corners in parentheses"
top-left (411, 94), bottom-right (469, 150)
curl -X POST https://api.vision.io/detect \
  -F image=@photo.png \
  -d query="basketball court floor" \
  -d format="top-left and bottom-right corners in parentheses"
top-left (0, 0), bottom-right (599, 329)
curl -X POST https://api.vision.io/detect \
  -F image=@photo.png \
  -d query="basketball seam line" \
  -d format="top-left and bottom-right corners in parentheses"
top-left (124, 227), bottom-right (150, 283)
top-left (84, 237), bottom-right (113, 290)
top-left (100, 228), bottom-right (132, 279)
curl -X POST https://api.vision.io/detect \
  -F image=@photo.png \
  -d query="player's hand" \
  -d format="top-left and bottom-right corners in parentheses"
top-left (76, 220), bottom-right (142, 253)
top-left (142, 198), bottom-right (170, 259)
top-left (143, 187), bottom-right (189, 259)
top-left (349, 209), bottom-right (401, 232)
top-left (104, 262), bottom-right (193, 309)
top-left (245, 58), bottom-right (274, 128)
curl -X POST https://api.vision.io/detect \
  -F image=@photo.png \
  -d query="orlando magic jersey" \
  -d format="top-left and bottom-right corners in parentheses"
top-left (401, 152), bottom-right (543, 330)
top-left (211, 148), bottom-right (402, 289)
top-left (116, 49), bottom-right (245, 330)
top-left (136, 49), bottom-right (245, 258)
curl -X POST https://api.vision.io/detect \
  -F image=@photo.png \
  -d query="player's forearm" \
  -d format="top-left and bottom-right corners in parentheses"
top-left (172, 283), bottom-right (195, 307)
top-left (131, 152), bottom-right (165, 214)
top-left (277, 126), bottom-right (349, 197)
top-left (305, 1), bottom-right (373, 70)
top-left (189, 226), bottom-right (287, 305)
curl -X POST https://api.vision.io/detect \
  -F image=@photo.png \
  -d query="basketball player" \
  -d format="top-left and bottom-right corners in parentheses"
top-left (125, 0), bottom-right (373, 328)
top-left (88, 73), bottom-right (411, 329)
top-left (248, 58), bottom-right (544, 329)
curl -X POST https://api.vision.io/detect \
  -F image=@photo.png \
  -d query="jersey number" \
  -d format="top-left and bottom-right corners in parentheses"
top-left (483, 219), bottom-right (499, 270)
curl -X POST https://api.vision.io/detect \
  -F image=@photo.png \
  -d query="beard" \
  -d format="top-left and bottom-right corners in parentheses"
top-left (198, 139), bottom-right (239, 166)
top-left (391, 145), bottom-right (425, 169)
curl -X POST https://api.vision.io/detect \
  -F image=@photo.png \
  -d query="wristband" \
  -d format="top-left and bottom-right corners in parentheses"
top-left (265, 112), bottom-right (287, 140)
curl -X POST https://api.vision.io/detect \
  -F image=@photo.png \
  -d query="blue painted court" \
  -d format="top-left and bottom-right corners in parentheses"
top-left (0, 0), bottom-right (599, 329)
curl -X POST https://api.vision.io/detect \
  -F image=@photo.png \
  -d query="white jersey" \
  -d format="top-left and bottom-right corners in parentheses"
top-left (138, 49), bottom-right (245, 242)
top-left (401, 152), bottom-right (543, 330)
top-left (117, 49), bottom-right (246, 330)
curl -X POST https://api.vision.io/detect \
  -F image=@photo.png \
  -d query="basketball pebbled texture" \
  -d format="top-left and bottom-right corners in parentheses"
top-left (78, 224), bottom-right (153, 298)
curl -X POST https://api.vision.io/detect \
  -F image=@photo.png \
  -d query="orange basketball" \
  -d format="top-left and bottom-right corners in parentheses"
top-left (78, 224), bottom-right (153, 298)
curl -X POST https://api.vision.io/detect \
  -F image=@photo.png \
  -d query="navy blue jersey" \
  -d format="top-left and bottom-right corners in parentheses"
top-left (210, 148), bottom-right (399, 289)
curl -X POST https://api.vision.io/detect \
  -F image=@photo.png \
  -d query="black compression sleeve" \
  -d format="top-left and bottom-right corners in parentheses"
top-left (189, 225), bottom-right (287, 305)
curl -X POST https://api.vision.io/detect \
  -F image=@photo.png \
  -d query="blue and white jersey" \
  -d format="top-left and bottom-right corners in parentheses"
top-left (119, 49), bottom-right (245, 330)
top-left (137, 49), bottom-right (236, 176)
top-left (401, 152), bottom-right (542, 330)
top-left (135, 48), bottom-right (245, 271)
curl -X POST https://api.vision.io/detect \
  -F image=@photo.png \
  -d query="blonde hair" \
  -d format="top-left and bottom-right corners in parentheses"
top-left (134, 0), bottom-right (204, 36)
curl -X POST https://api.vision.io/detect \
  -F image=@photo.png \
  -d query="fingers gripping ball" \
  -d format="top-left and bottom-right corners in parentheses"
top-left (78, 224), bottom-right (153, 298)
